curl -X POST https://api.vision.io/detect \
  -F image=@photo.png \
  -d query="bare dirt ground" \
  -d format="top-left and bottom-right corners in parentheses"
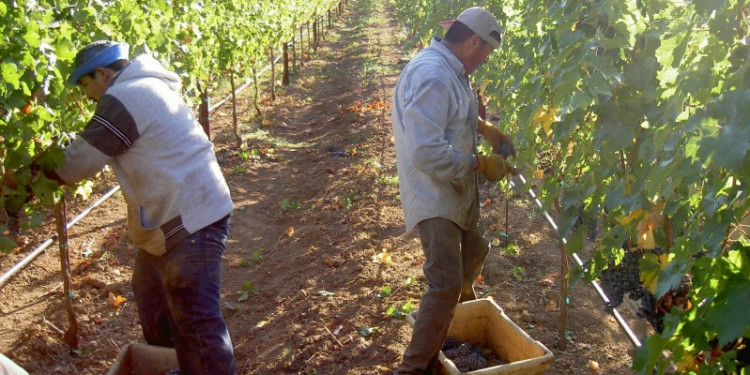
top-left (0, 1), bottom-right (653, 374)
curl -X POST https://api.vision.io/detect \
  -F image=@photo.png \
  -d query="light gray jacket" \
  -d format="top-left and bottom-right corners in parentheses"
top-left (392, 37), bottom-right (479, 232)
top-left (52, 54), bottom-right (233, 254)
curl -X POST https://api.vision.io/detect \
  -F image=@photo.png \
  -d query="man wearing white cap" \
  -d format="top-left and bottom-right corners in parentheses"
top-left (45, 41), bottom-right (236, 374)
top-left (391, 7), bottom-right (515, 374)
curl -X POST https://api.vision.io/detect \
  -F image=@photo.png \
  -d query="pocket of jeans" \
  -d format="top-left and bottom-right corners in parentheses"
top-left (198, 231), bottom-right (227, 285)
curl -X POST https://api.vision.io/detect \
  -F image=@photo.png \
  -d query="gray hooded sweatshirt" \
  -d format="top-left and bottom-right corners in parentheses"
top-left (51, 54), bottom-right (233, 254)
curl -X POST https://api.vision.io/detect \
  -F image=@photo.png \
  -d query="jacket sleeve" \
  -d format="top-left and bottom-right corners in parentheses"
top-left (401, 77), bottom-right (474, 181)
top-left (52, 94), bottom-right (140, 184)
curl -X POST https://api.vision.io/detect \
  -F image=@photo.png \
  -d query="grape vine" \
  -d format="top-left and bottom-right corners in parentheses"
top-left (392, 0), bottom-right (750, 373)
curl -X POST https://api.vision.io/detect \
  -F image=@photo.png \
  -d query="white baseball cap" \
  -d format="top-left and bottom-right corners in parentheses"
top-left (439, 7), bottom-right (503, 48)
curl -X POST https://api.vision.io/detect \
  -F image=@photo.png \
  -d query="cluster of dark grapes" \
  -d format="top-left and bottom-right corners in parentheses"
top-left (442, 337), bottom-right (504, 372)
top-left (573, 206), bottom-right (598, 240)
top-left (4, 209), bottom-right (21, 238)
top-left (636, 292), bottom-right (664, 333)
top-left (737, 337), bottom-right (750, 370)
top-left (598, 247), bottom-right (681, 333)
top-left (705, 336), bottom-right (750, 370)
top-left (598, 249), bottom-right (645, 309)
top-left (640, 277), bottom-right (691, 333)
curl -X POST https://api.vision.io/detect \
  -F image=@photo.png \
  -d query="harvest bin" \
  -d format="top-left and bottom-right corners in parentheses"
top-left (107, 343), bottom-right (179, 375)
top-left (406, 298), bottom-right (553, 375)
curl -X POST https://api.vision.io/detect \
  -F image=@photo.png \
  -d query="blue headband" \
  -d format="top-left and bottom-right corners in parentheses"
top-left (67, 43), bottom-right (130, 85)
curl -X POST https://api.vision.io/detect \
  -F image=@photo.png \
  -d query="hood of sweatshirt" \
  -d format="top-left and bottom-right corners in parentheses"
top-left (113, 54), bottom-right (182, 93)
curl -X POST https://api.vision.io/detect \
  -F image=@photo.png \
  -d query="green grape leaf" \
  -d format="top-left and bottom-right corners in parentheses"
top-left (2, 61), bottom-right (21, 89)
top-left (656, 260), bottom-right (687, 300)
top-left (0, 236), bottom-right (17, 253)
top-left (709, 280), bottom-right (750, 345)
top-left (54, 39), bottom-right (77, 60)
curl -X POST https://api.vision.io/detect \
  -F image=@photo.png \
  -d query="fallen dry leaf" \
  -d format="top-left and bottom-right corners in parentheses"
top-left (229, 258), bottom-right (245, 267)
top-left (324, 255), bottom-right (345, 268)
top-left (544, 300), bottom-right (557, 311)
top-left (372, 249), bottom-right (393, 265)
top-left (587, 360), bottom-right (600, 371)
top-left (107, 292), bottom-right (126, 308)
top-left (538, 278), bottom-right (555, 287)
top-left (286, 226), bottom-right (295, 237)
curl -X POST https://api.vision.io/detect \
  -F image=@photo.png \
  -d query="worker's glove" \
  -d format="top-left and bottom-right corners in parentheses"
top-left (475, 154), bottom-right (517, 182)
top-left (478, 119), bottom-right (516, 158)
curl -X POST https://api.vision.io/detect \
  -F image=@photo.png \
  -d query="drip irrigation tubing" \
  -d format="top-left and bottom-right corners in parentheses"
top-left (513, 173), bottom-right (643, 348)
top-left (0, 186), bottom-right (121, 288)
top-left (0, 8), bottom-right (343, 290)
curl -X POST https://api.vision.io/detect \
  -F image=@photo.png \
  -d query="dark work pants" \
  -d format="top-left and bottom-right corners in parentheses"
top-left (396, 217), bottom-right (490, 375)
top-left (132, 216), bottom-right (236, 375)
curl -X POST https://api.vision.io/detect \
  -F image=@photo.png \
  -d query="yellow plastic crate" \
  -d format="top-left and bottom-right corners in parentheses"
top-left (107, 343), bottom-right (179, 375)
top-left (406, 298), bottom-right (553, 375)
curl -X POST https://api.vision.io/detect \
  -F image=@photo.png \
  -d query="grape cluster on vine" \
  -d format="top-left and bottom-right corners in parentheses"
top-left (598, 247), bottom-right (684, 333)
top-left (598, 248), bottom-right (646, 309)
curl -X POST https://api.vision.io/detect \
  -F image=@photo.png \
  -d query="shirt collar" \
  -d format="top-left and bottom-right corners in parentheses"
top-left (428, 37), bottom-right (466, 76)
top-left (109, 61), bottom-right (131, 86)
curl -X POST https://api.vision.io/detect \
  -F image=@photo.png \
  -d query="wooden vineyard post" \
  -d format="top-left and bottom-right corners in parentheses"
top-left (53, 196), bottom-right (78, 349)
top-left (313, 19), bottom-right (318, 52)
top-left (283, 42), bottom-right (290, 86)
top-left (558, 240), bottom-right (569, 349)
top-left (230, 72), bottom-right (241, 148)
top-left (290, 38), bottom-right (297, 73)
top-left (320, 15), bottom-right (326, 41)
top-left (307, 21), bottom-right (312, 55)
top-left (250, 66), bottom-right (263, 118)
top-left (504, 192), bottom-right (509, 247)
top-left (198, 81), bottom-right (210, 140)
top-left (270, 46), bottom-right (277, 101)
top-left (299, 25), bottom-right (304, 61)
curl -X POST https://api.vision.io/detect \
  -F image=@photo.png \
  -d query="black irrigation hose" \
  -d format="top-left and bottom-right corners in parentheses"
top-left (0, 186), bottom-right (121, 288)
top-left (513, 173), bottom-right (643, 348)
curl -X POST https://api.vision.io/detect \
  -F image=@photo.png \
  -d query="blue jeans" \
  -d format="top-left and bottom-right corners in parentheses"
top-left (132, 215), bottom-right (235, 375)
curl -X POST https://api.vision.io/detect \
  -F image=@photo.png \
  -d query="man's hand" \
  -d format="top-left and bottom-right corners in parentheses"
top-left (475, 154), bottom-right (517, 182)
top-left (478, 119), bottom-right (516, 158)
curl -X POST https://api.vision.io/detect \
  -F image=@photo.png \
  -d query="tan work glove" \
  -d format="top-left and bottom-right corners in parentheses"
top-left (478, 119), bottom-right (516, 158)
top-left (475, 154), bottom-right (518, 182)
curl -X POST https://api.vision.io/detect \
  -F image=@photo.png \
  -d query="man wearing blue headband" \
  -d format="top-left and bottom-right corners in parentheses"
top-left (47, 40), bottom-right (236, 374)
